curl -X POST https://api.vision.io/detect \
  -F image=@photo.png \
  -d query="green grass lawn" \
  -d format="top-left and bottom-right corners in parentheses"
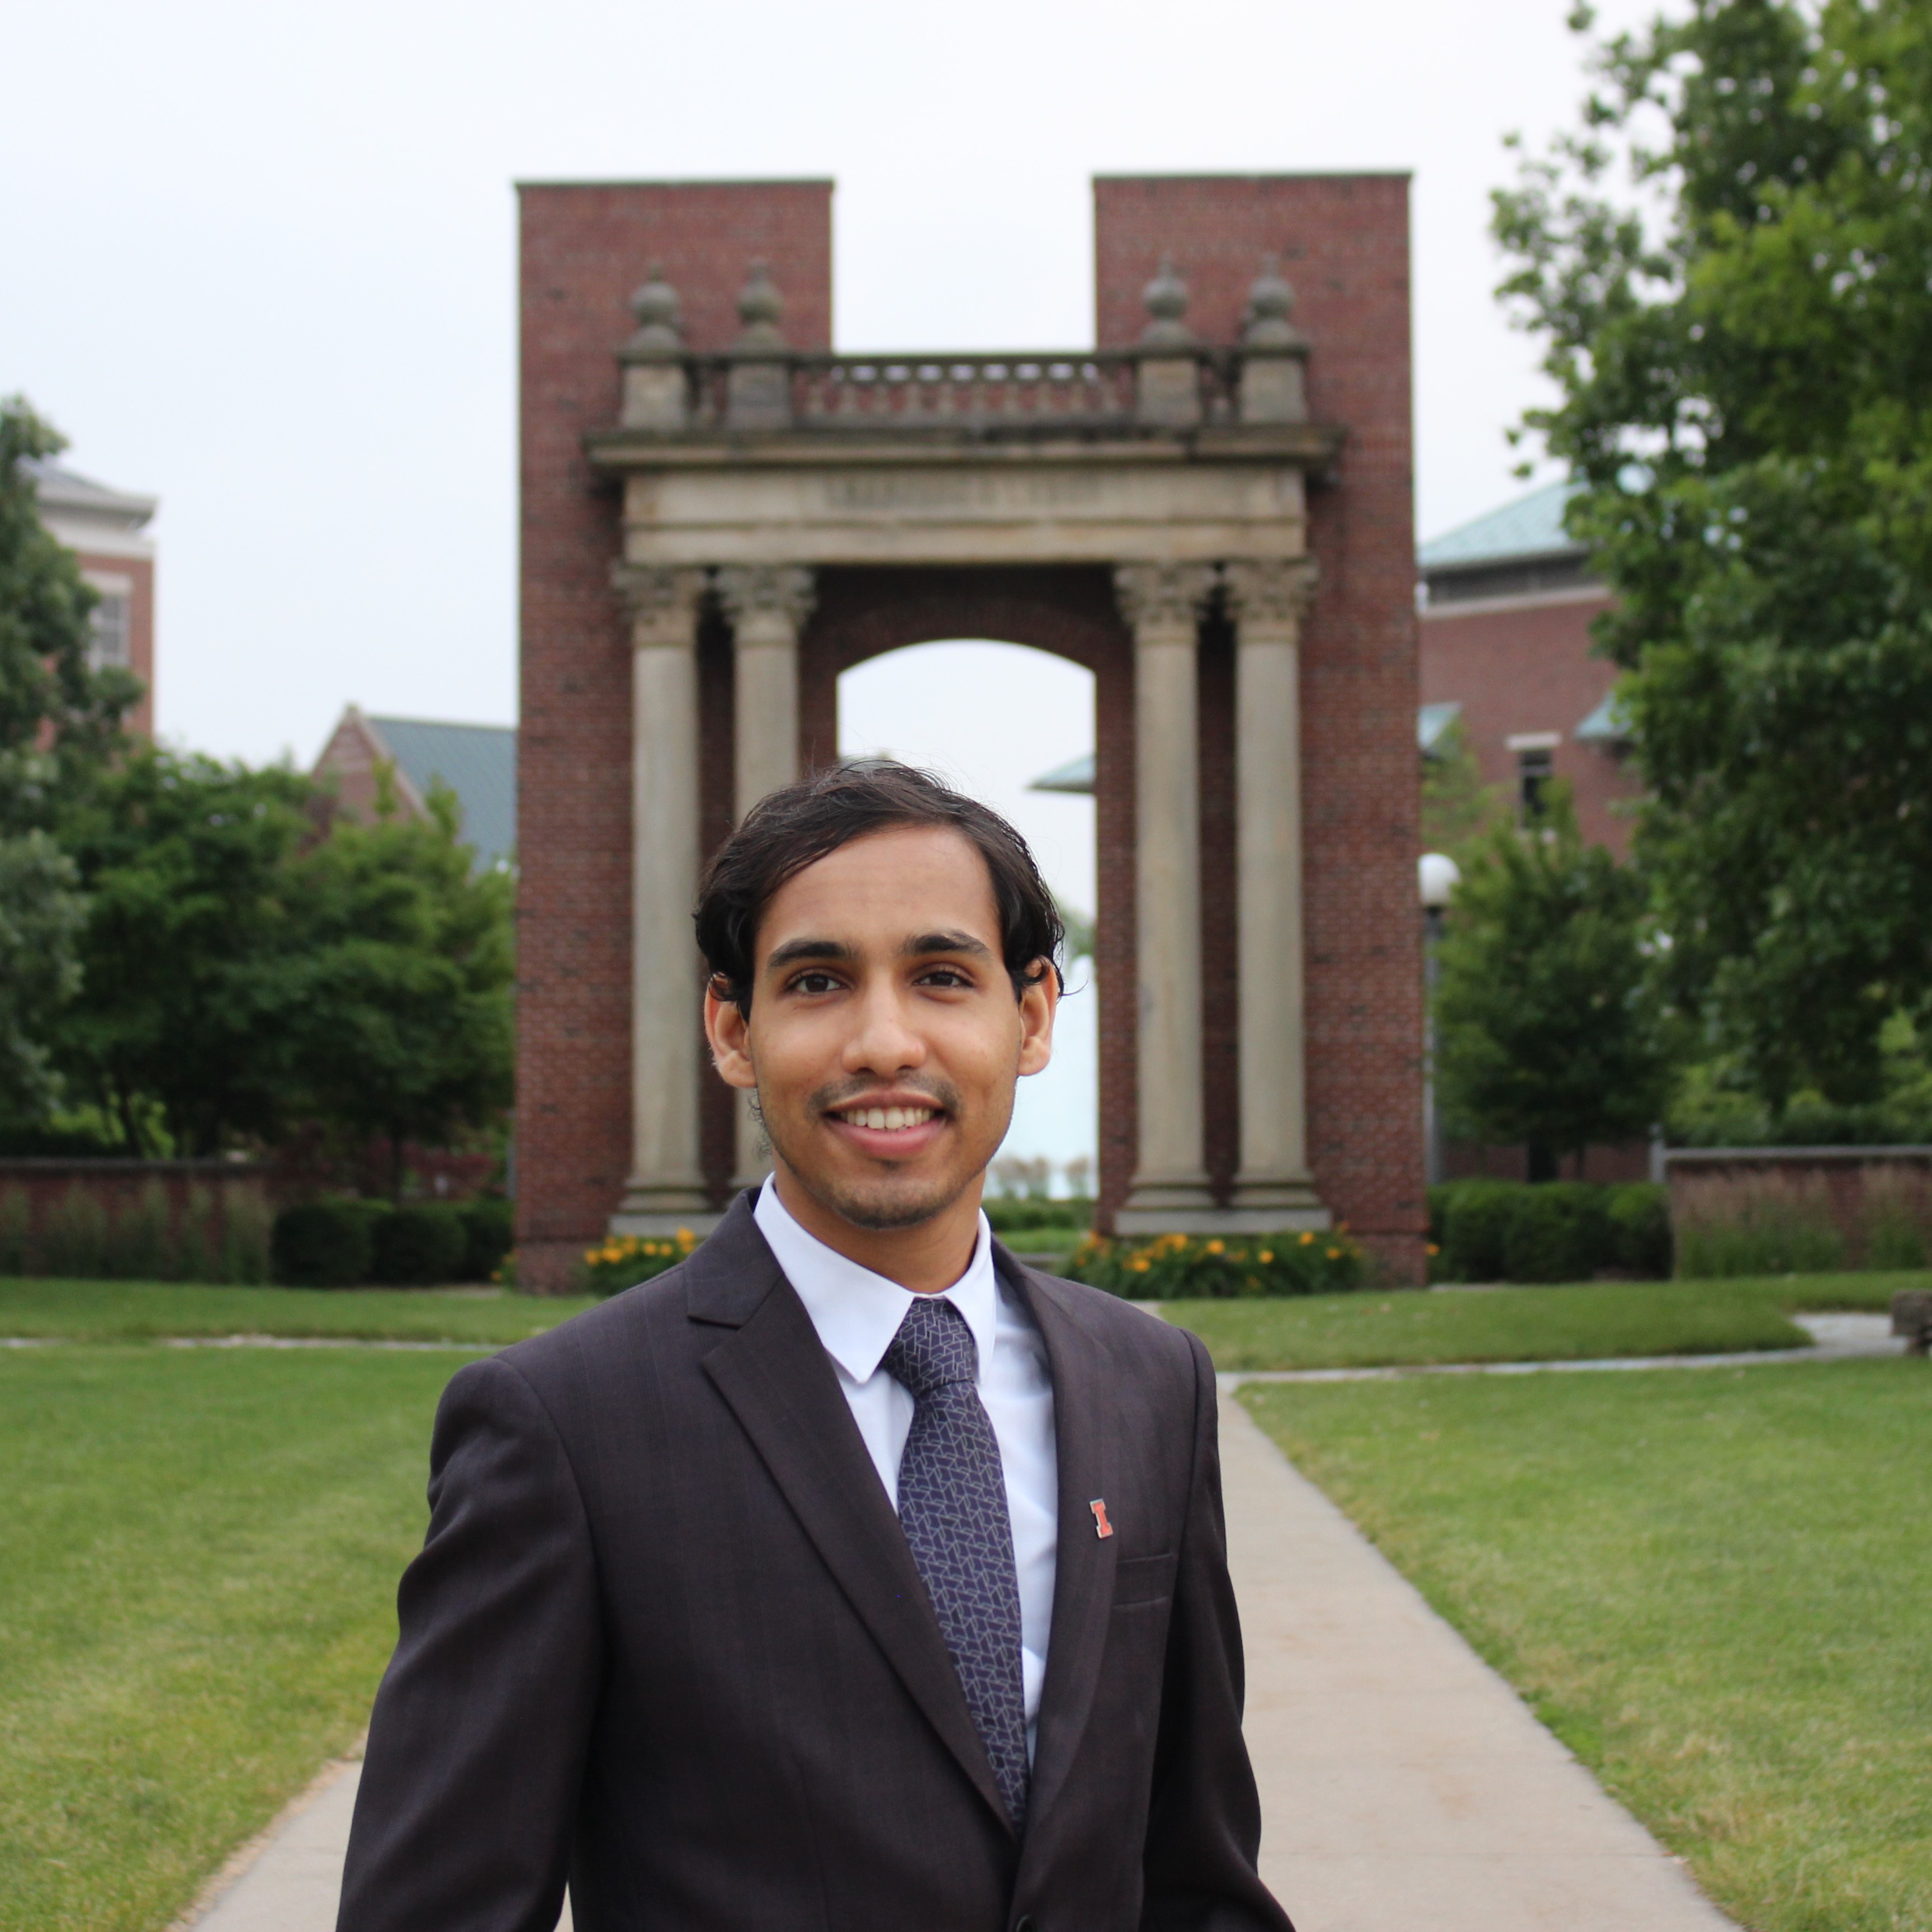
top-left (0, 1345), bottom-right (468, 1932)
top-left (1244, 1361), bottom-right (1932, 1932)
top-left (0, 1277), bottom-right (599, 1343)
top-left (1163, 1270), bottom-right (1922, 1372)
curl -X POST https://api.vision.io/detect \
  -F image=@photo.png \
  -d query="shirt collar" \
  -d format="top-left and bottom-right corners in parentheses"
top-left (754, 1174), bottom-right (998, 1389)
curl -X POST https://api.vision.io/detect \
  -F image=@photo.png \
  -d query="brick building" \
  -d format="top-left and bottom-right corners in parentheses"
top-left (1418, 480), bottom-right (1636, 853)
top-left (515, 174), bottom-right (1424, 1289)
top-left (28, 455), bottom-right (158, 737)
top-left (312, 707), bottom-right (517, 872)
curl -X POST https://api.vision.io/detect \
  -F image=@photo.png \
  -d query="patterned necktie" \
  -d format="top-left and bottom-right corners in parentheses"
top-left (882, 1295), bottom-right (1031, 1828)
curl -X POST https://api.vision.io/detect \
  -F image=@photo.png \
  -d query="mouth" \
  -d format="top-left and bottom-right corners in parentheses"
top-left (822, 1095), bottom-right (950, 1158)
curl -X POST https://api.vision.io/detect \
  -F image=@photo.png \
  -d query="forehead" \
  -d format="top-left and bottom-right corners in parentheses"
top-left (755, 825), bottom-right (1000, 962)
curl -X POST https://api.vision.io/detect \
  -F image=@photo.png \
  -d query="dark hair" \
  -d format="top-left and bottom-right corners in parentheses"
top-left (695, 761), bottom-right (1066, 1011)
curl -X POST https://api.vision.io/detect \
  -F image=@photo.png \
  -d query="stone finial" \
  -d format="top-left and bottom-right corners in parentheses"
top-left (1242, 255), bottom-right (1304, 349)
top-left (627, 263), bottom-right (684, 353)
top-left (1139, 256), bottom-right (1195, 348)
top-left (734, 261), bottom-right (787, 351)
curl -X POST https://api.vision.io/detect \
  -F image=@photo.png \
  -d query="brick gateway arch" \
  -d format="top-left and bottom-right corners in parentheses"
top-left (516, 175), bottom-right (1424, 1289)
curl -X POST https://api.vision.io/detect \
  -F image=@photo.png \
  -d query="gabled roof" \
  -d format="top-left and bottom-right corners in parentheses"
top-left (366, 716), bottom-right (517, 870)
top-left (22, 454), bottom-right (158, 525)
top-left (1419, 479), bottom-right (1581, 572)
top-left (1029, 752), bottom-right (1096, 795)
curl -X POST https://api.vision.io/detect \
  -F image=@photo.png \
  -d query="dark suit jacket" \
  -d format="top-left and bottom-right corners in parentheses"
top-left (338, 1194), bottom-right (1292, 1932)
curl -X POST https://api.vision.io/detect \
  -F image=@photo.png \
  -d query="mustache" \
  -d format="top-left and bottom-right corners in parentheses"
top-left (809, 1076), bottom-right (960, 1117)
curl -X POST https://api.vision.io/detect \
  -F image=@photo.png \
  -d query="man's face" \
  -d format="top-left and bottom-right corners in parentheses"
top-left (705, 825), bottom-right (1056, 1233)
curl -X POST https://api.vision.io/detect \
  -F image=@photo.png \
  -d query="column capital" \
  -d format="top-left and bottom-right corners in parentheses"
top-left (716, 564), bottom-right (816, 645)
top-left (613, 565), bottom-right (706, 649)
top-left (1221, 557), bottom-right (1319, 636)
top-left (1113, 562), bottom-right (1216, 645)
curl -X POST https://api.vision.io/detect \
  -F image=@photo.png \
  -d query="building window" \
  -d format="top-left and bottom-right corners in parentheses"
top-left (1517, 745), bottom-right (1555, 821)
top-left (89, 593), bottom-right (131, 670)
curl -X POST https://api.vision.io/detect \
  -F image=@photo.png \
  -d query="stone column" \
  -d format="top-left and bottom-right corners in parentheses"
top-left (613, 566), bottom-right (710, 1225)
top-left (1224, 558), bottom-right (1324, 1223)
top-left (716, 563), bottom-right (816, 1186)
top-left (1115, 562), bottom-right (1218, 1224)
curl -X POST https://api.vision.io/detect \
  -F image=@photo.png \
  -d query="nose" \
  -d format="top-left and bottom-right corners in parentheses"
top-left (841, 976), bottom-right (927, 1079)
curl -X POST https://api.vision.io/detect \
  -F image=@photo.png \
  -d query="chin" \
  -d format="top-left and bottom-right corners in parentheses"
top-left (816, 1171), bottom-right (969, 1233)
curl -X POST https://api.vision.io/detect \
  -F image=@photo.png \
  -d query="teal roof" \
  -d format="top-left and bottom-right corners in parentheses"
top-left (367, 716), bottom-right (517, 870)
top-left (1029, 751), bottom-right (1096, 795)
top-left (1574, 688), bottom-right (1632, 744)
top-left (1419, 480), bottom-right (1581, 571)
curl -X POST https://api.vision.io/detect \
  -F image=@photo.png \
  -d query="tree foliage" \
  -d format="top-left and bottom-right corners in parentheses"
top-left (1493, 0), bottom-right (1932, 1108)
top-left (0, 397), bottom-right (139, 1117)
top-left (51, 750), bottom-right (513, 1168)
top-left (1434, 792), bottom-right (1674, 1177)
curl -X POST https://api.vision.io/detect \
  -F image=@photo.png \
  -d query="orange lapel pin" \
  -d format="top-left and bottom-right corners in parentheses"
top-left (1089, 1498), bottom-right (1114, 1540)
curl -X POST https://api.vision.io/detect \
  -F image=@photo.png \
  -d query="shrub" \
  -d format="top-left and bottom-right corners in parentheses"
top-left (41, 1187), bottom-right (109, 1278)
top-left (272, 1200), bottom-right (379, 1289)
top-left (1062, 1228), bottom-right (1365, 1300)
top-left (1441, 1181), bottom-right (1524, 1283)
top-left (103, 1180), bottom-right (172, 1281)
top-left (1502, 1181), bottom-right (1609, 1284)
top-left (1606, 1182), bottom-right (1673, 1277)
top-left (1674, 1171), bottom-right (1845, 1278)
top-left (983, 1196), bottom-right (1095, 1235)
top-left (458, 1196), bottom-right (515, 1282)
top-left (0, 1185), bottom-right (30, 1273)
top-left (220, 1185), bottom-right (274, 1285)
top-left (371, 1204), bottom-right (468, 1286)
top-left (581, 1229), bottom-right (701, 1297)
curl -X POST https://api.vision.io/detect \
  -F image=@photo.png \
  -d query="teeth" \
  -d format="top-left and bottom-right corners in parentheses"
top-left (843, 1106), bottom-right (933, 1131)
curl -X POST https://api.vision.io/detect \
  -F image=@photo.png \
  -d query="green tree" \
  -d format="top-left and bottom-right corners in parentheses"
top-left (1493, 0), bottom-right (1932, 1111)
top-left (283, 785), bottom-right (514, 1197)
top-left (1434, 792), bottom-right (1673, 1178)
top-left (53, 747), bottom-right (319, 1153)
top-left (1422, 715), bottom-right (1510, 861)
top-left (0, 397), bottom-right (140, 1117)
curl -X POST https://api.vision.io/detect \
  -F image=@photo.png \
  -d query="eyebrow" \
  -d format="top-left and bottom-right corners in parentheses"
top-left (762, 930), bottom-right (994, 974)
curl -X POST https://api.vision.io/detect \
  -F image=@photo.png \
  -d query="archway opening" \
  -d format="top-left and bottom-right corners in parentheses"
top-left (836, 640), bottom-right (1097, 1204)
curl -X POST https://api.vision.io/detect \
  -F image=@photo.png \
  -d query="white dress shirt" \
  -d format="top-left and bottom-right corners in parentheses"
top-left (754, 1177), bottom-right (1059, 1753)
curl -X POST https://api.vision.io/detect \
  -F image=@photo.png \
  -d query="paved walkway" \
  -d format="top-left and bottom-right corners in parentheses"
top-left (186, 1385), bottom-right (1754, 1931)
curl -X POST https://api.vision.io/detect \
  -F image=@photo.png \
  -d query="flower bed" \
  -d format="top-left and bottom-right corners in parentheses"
top-left (581, 1229), bottom-right (701, 1296)
top-left (1062, 1228), bottom-right (1363, 1299)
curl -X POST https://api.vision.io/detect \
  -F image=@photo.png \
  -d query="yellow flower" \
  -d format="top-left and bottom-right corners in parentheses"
top-left (1205, 1239), bottom-right (1225, 1255)
top-left (1427, 1242), bottom-right (1441, 1256)
top-left (1259, 1250), bottom-right (1273, 1263)
top-left (1299, 1231), bottom-right (1315, 1246)
top-left (1129, 1256), bottom-right (1152, 1272)
top-left (1326, 1247), bottom-right (1342, 1259)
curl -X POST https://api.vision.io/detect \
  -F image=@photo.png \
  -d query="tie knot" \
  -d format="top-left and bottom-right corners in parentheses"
top-left (882, 1295), bottom-right (979, 1403)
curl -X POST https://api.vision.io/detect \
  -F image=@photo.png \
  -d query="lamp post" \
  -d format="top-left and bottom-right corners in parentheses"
top-left (1418, 852), bottom-right (1461, 1188)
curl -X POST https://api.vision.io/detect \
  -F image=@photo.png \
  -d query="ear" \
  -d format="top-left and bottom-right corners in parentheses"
top-left (704, 981), bottom-right (760, 1092)
top-left (1015, 961), bottom-right (1058, 1078)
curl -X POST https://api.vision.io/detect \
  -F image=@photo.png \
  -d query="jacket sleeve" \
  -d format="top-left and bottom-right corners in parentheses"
top-left (337, 1353), bottom-right (602, 1932)
top-left (1139, 1331), bottom-right (1295, 1932)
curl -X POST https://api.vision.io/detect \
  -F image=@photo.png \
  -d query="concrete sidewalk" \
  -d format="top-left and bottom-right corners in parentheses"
top-left (1223, 1395), bottom-right (1735, 1930)
top-left (189, 1395), bottom-right (1734, 1932)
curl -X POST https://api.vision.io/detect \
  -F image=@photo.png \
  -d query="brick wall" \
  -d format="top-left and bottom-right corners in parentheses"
top-left (517, 181), bottom-right (832, 1290)
top-left (1094, 176), bottom-right (1426, 1280)
top-left (74, 547), bottom-right (155, 739)
top-left (1420, 593), bottom-right (1639, 856)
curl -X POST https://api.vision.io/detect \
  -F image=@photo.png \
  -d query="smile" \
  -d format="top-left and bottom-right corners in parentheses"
top-left (831, 1106), bottom-right (938, 1133)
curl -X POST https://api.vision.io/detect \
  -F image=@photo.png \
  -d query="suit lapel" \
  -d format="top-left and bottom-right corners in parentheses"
top-left (999, 1251), bottom-right (1119, 1836)
top-left (690, 1199), bottom-right (1015, 1834)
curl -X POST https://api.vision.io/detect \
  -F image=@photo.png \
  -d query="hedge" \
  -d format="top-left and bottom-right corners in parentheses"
top-left (1429, 1179), bottom-right (1673, 1284)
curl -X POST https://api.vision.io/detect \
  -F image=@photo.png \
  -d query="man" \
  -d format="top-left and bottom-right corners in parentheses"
top-left (338, 761), bottom-right (1291, 1932)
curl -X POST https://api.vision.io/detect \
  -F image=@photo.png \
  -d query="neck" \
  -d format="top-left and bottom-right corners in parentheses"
top-left (771, 1164), bottom-right (984, 1295)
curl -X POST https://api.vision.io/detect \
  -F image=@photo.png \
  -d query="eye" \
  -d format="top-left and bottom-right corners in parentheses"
top-left (789, 970), bottom-right (843, 996)
top-left (918, 965), bottom-right (974, 989)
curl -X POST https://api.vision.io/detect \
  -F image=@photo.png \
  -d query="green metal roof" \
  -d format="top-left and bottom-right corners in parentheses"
top-left (366, 716), bottom-right (517, 870)
top-left (1418, 480), bottom-right (1582, 572)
